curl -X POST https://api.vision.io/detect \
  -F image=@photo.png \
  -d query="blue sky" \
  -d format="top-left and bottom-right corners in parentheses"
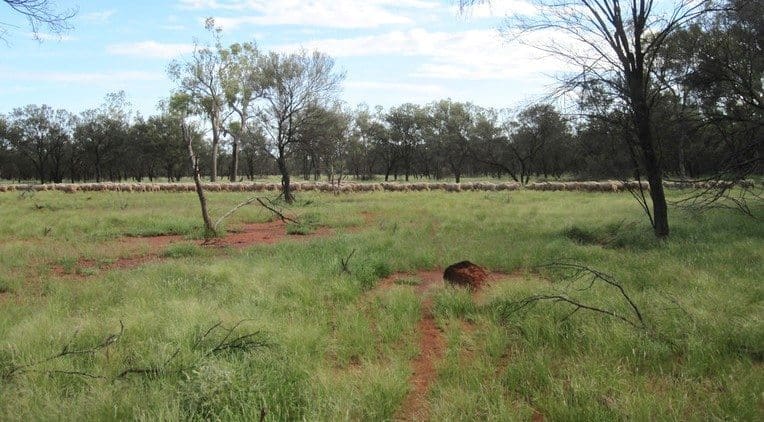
top-left (0, 0), bottom-right (565, 117)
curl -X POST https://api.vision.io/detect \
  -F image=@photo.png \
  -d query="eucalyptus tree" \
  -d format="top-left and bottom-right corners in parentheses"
top-left (168, 18), bottom-right (228, 182)
top-left (219, 41), bottom-right (266, 182)
top-left (258, 50), bottom-right (344, 202)
top-left (73, 91), bottom-right (130, 182)
top-left (346, 104), bottom-right (385, 180)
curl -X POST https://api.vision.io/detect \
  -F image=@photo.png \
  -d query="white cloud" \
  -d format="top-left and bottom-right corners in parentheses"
top-left (0, 70), bottom-right (163, 84)
top-left (455, 0), bottom-right (537, 19)
top-left (276, 28), bottom-right (569, 81)
top-left (79, 10), bottom-right (117, 23)
top-left (346, 81), bottom-right (446, 96)
top-left (178, 0), bottom-right (437, 29)
top-left (106, 41), bottom-right (196, 59)
top-left (28, 32), bottom-right (75, 41)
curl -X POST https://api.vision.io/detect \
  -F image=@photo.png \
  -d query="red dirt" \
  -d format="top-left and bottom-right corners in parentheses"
top-left (202, 220), bottom-right (331, 248)
top-left (371, 269), bottom-right (525, 421)
top-left (51, 220), bottom-right (332, 278)
top-left (379, 271), bottom-right (443, 421)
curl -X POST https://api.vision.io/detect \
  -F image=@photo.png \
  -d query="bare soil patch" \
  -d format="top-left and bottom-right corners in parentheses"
top-left (51, 221), bottom-right (332, 279)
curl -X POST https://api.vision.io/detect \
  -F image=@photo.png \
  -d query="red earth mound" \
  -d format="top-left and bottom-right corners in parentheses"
top-left (443, 261), bottom-right (489, 290)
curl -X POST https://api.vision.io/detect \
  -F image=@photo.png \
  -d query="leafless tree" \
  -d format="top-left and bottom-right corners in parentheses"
top-left (460, 0), bottom-right (721, 238)
top-left (1, 0), bottom-right (77, 41)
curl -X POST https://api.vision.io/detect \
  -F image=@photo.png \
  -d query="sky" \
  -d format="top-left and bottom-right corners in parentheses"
top-left (0, 0), bottom-right (568, 117)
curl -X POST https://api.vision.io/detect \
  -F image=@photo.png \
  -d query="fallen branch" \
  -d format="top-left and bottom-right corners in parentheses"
top-left (255, 197), bottom-right (299, 224)
top-left (504, 294), bottom-right (643, 329)
top-left (2, 321), bottom-right (124, 380)
top-left (116, 319), bottom-right (269, 380)
top-left (497, 262), bottom-right (646, 332)
top-left (537, 261), bottom-right (644, 326)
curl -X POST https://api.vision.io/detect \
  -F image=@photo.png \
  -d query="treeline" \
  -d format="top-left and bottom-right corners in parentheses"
top-left (0, 2), bottom-right (760, 188)
top-left (0, 96), bottom-right (757, 186)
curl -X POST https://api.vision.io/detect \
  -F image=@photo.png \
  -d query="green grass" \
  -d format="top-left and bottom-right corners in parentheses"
top-left (0, 189), bottom-right (761, 420)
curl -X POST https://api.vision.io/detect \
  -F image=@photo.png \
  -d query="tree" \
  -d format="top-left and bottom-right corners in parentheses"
top-left (73, 92), bottom-right (131, 183)
top-left (219, 42), bottom-right (266, 182)
top-left (168, 18), bottom-right (227, 182)
top-left (4, 104), bottom-right (72, 183)
top-left (461, 0), bottom-right (720, 238)
top-left (1, 0), bottom-right (77, 41)
top-left (258, 50), bottom-right (344, 203)
top-left (513, 104), bottom-right (573, 182)
top-left (347, 104), bottom-right (383, 180)
top-left (428, 100), bottom-right (475, 183)
top-left (385, 104), bottom-right (427, 182)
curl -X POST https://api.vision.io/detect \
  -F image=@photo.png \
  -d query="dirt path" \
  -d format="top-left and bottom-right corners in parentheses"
top-left (369, 269), bottom-right (529, 421)
top-left (385, 271), bottom-right (445, 421)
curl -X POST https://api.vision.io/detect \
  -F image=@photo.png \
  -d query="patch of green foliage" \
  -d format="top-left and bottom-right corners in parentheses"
top-left (162, 243), bottom-right (202, 258)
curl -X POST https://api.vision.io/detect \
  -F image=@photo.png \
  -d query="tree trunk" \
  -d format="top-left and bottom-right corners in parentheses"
top-left (229, 135), bottom-right (239, 182)
top-left (631, 74), bottom-right (669, 238)
top-left (184, 123), bottom-right (216, 237)
top-left (277, 150), bottom-right (294, 204)
top-left (210, 113), bottom-right (220, 182)
top-left (635, 106), bottom-right (669, 238)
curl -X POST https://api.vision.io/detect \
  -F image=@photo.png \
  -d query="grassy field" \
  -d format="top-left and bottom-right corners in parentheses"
top-left (0, 189), bottom-right (761, 420)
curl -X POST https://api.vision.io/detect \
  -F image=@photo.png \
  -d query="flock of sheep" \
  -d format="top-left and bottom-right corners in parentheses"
top-left (0, 179), bottom-right (753, 194)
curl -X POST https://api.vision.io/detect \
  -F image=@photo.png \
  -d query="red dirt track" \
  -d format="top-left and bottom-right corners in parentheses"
top-left (52, 220), bottom-right (331, 278)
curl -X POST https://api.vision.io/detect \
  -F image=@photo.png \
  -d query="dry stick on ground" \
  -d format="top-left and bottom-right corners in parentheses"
top-left (214, 193), bottom-right (299, 229)
top-left (255, 197), bottom-right (299, 224)
top-left (116, 319), bottom-right (269, 380)
top-left (339, 248), bottom-right (356, 275)
top-left (499, 262), bottom-right (646, 332)
top-left (2, 321), bottom-right (124, 380)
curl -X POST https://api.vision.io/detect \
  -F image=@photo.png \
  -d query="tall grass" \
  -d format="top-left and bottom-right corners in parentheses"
top-left (0, 189), bottom-right (761, 420)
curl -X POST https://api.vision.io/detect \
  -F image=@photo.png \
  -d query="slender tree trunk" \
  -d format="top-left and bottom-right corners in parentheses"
top-left (229, 135), bottom-right (239, 182)
top-left (210, 113), bottom-right (220, 182)
top-left (95, 148), bottom-right (102, 183)
top-left (184, 123), bottom-right (215, 237)
top-left (277, 148), bottom-right (294, 203)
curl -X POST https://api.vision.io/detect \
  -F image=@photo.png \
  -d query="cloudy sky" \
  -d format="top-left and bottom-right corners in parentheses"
top-left (0, 0), bottom-right (567, 116)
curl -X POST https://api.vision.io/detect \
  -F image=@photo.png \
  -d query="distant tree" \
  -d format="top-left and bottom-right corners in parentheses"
top-left (347, 104), bottom-right (384, 180)
top-left (239, 124), bottom-right (271, 180)
top-left (515, 104), bottom-right (573, 180)
top-left (258, 50), bottom-right (344, 202)
top-left (1, 0), bottom-right (77, 41)
top-left (428, 100), bottom-right (475, 183)
top-left (73, 92), bottom-right (131, 182)
top-left (385, 104), bottom-right (427, 182)
top-left (4, 104), bottom-right (72, 183)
